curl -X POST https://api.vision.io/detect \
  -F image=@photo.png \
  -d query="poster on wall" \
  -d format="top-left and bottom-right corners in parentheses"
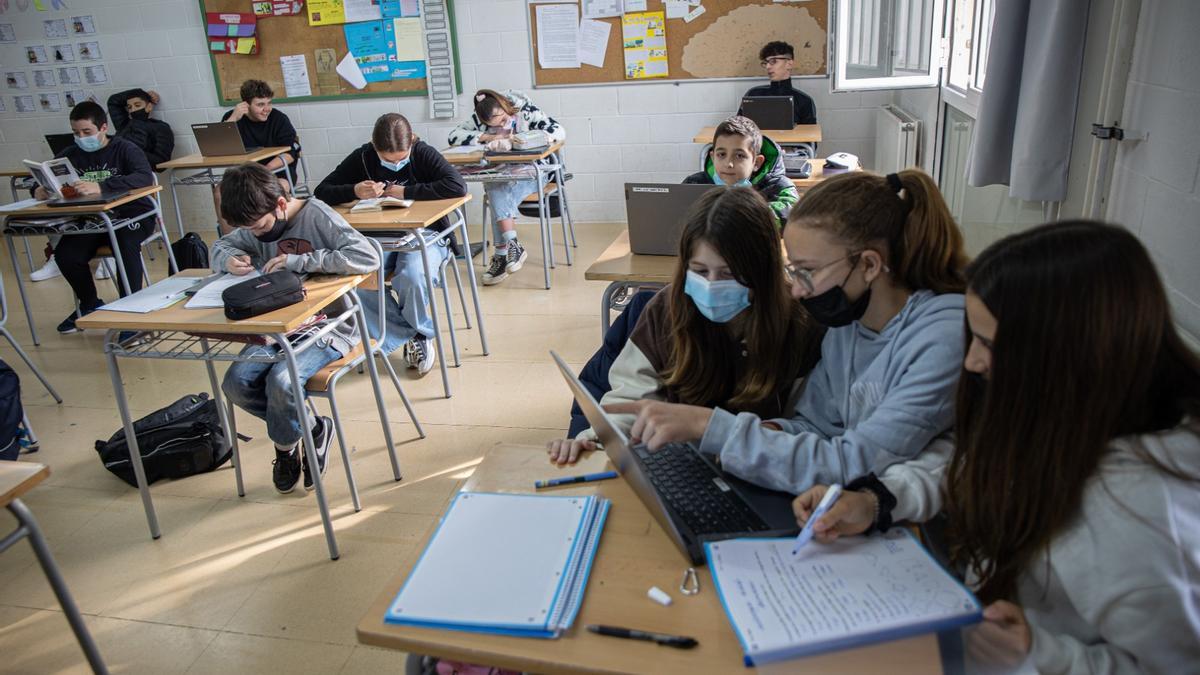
top-left (78, 41), bottom-right (101, 60)
top-left (71, 16), bottom-right (96, 35)
top-left (25, 45), bottom-right (49, 64)
top-left (0, 24), bottom-right (16, 43)
top-left (14, 95), bottom-right (36, 113)
top-left (43, 19), bottom-right (67, 38)
top-left (622, 11), bottom-right (668, 80)
top-left (51, 43), bottom-right (75, 62)
top-left (343, 20), bottom-right (392, 82)
top-left (33, 69), bottom-right (55, 88)
top-left (308, 0), bottom-right (382, 26)
top-left (254, 1), bottom-right (305, 16)
top-left (313, 47), bottom-right (340, 94)
top-left (384, 17), bottom-right (426, 79)
top-left (84, 64), bottom-right (108, 85)
top-left (39, 92), bottom-right (62, 112)
top-left (57, 66), bottom-right (81, 85)
top-left (5, 72), bottom-right (28, 89)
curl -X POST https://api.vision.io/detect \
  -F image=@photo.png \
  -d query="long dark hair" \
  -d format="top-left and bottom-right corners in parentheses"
top-left (371, 113), bottom-right (416, 153)
top-left (472, 89), bottom-right (517, 122)
top-left (662, 187), bottom-right (820, 409)
top-left (947, 220), bottom-right (1200, 603)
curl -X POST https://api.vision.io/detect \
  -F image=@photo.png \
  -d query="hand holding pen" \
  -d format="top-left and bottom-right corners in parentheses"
top-left (791, 484), bottom-right (877, 544)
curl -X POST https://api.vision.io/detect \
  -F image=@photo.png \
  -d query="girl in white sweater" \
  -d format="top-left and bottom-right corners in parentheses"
top-left (795, 220), bottom-right (1200, 673)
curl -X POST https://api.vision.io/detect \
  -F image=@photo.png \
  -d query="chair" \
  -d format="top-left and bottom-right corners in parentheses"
top-left (0, 272), bottom-right (61, 404)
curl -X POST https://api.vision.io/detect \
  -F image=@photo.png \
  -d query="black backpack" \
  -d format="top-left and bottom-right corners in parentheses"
top-left (94, 393), bottom-right (234, 486)
top-left (0, 360), bottom-right (23, 461)
top-left (171, 233), bottom-right (209, 271)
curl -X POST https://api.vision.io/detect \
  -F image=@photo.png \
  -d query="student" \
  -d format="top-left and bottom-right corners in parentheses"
top-left (314, 113), bottom-right (468, 375)
top-left (738, 41), bottom-right (817, 126)
top-left (796, 221), bottom-right (1200, 673)
top-left (214, 79), bottom-right (301, 234)
top-left (106, 88), bottom-right (174, 169)
top-left (548, 187), bottom-right (823, 464)
top-left (215, 163), bottom-right (379, 495)
top-left (608, 170), bottom-right (968, 494)
top-left (31, 101), bottom-right (156, 334)
top-left (684, 116), bottom-right (799, 226)
top-left (447, 88), bottom-right (565, 286)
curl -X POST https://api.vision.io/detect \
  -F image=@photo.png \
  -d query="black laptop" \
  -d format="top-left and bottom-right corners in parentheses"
top-left (740, 96), bottom-right (795, 131)
top-left (46, 189), bottom-right (132, 207)
top-left (44, 133), bottom-right (76, 156)
top-left (552, 351), bottom-right (799, 565)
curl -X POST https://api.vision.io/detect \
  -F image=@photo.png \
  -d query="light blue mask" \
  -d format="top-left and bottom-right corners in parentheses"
top-left (714, 172), bottom-right (752, 187)
top-left (380, 156), bottom-right (410, 173)
top-left (684, 270), bottom-right (751, 323)
top-left (75, 134), bottom-right (102, 152)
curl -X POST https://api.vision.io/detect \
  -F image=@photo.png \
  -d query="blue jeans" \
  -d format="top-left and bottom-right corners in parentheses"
top-left (222, 340), bottom-right (343, 447)
top-left (484, 178), bottom-right (539, 243)
top-left (358, 241), bottom-right (450, 355)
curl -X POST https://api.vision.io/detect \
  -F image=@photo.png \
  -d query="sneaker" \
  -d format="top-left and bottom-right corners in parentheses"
top-left (403, 335), bottom-right (436, 376)
top-left (94, 257), bottom-right (115, 280)
top-left (30, 256), bottom-right (61, 282)
top-left (482, 254), bottom-right (509, 286)
top-left (57, 301), bottom-right (104, 335)
top-left (302, 416), bottom-right (333, 491)
top-left (504, 239), bottom-right (528, 273)
top-left (272, 446), bottom-right (302, 494)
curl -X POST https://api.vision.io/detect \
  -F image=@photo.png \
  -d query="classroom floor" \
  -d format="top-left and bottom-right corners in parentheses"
top-left (0, 219), bottom-right (624, 674)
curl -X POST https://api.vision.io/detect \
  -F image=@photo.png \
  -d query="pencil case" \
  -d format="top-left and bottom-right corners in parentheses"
top-left (222, 270), bottom-right (306, 320)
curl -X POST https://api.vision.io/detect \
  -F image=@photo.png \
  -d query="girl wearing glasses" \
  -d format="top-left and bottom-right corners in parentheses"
top-left (608, 169), bottom-right (968, 494)
top-left (548, 187), bottom-right (824, 465)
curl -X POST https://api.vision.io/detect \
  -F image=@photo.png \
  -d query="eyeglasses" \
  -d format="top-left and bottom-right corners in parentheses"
top-left (784, 252), bottom-right (860, 294)
top-left (760, 56), bottom-right (793, 68)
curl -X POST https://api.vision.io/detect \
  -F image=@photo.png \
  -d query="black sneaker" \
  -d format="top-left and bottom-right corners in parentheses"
top-left (481, 254), bottom-right (509, 286)
top-left (505, 239), bottom-right (528, 273)
top-left (403, 335), bottom-right (436, 376)
top-left (58, 301), bottom-right (105, 334)
top-left (302, 416), bottom-right (333, 491)
top-left (272, 446), bottom-right (302, 494)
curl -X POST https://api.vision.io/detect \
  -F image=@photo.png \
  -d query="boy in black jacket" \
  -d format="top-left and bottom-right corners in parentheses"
top-left (107, 88), bottom-right (174, 169)
top-left (738, 41), bottom-right (817, 126)
top-left (31, 102), bottom-right (156, 334)
top-left (314, 113), bottom-right (467, 376)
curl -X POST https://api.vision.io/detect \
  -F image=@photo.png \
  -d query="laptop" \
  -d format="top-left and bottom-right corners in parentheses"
top-left (624, 183), bottom-right (719, 256)
top-left (44, 133), bottom-right (76, 156)
top-left (740, 96), bottom-right (794, 131)
top-left (45, 189), bottom-right (132, 207)
top-left (551, 351), bottom-right (799, 565)
top-left (192, 122), bottom-right (261, 156)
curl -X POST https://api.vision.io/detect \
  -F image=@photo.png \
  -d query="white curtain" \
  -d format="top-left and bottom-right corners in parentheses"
top-left (967, 0), bottom-right (1092, 201)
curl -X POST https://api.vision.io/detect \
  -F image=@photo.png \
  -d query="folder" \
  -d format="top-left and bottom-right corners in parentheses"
top-left (385, 492), bottom-right (610, 638)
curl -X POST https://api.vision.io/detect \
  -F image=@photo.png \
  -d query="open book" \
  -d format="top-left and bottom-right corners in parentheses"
top-left (350, 196), bottom-right (413, 213)
top-left (23, 158), bottom-right (79, 199)
top-left (706, 530), bottom-right (982, 665)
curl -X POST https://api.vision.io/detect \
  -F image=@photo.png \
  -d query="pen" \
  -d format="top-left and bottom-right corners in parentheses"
top-left (534, 470), bottom-right (618, 489)
top-left (793, 483), bottom-right (842, 554)
top-left (586, 624), bottom-right (698, 649)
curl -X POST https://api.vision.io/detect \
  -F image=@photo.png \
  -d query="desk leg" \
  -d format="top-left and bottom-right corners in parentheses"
top-left (105, 341), bottom-right (160, 539)
top-left (351, 294), bottom-right (401, 481)
top-left (10, 178), bottom-right (34, 272)
top-left (418, 236), bottom-right (452, 398)
top-left (168, 169), bottom-right (186, 238)
top-left (454, 209), bottom-right (489, 356)
top-left (276, 336), bottom-right (339, 561)
top-left (6, 234), bottom-right (39, 345)
top-left (100, 214), bottom-right (132, 297)
top-left (7, 499), bottom-right (109, 675)
top-left (0, 327), bottom-right (61, 403)
top-left (534, 167), bottom-right (551, 289)
top-left (199, 338), bottom-right (243, 497)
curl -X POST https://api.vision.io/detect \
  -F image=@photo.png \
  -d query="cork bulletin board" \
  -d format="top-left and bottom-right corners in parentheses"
top-left (528, 0), bottom-right (829, 88)
top-left (199, 0), bottom-right (462, 104)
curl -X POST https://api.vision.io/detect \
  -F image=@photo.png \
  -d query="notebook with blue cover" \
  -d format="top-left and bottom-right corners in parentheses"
top-left (385, 491), bottom-right (610, 638)
top-left (705, 529), bottom-right (982, 666)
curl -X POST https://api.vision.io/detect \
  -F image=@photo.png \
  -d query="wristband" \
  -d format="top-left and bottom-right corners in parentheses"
top-left (845, 472), bottom-right (897, 533)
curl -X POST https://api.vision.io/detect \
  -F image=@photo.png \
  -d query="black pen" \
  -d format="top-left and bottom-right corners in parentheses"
top-left (587, 624), bottom-right (698, 649)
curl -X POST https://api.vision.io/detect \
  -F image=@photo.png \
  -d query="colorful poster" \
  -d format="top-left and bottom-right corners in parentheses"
top-left (622, 11), bottom-right (668, 79)
top-left (254, 1), bottom-right (305, 16)
top-left (307, 0), bottom-right (345, 26)
top-left (209, 37), bottom-right (260, 54)
top-left (344, 20), bottom-right (391, 82)
top-left (206, 12), bottom-right (257, 38)
top-left (383, 17), bottom-right (426, 79)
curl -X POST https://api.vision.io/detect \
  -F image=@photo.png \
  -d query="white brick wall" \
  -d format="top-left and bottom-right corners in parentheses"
top-left (0, 0), bottom-right (881, 231)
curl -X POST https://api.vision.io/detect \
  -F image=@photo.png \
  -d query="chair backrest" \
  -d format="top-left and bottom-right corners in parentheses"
top-left (362, 237), bottom-right (388, 348)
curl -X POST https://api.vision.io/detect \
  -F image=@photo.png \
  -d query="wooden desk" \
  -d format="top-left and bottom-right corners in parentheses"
top-left (333, 195), bottom-right (471, 231)
top-left (0, 461), bottom-right (49, 506)
top-left (440, 140), bottom-right (565, 166)
top-left (792, 158), bottom-right (863, 192)
top-left (584, 230), bottom-right (676, 337)
top-left (0, 184), bottom-right (160, 218)
top-left (158, 146), bottom-right (292, 237)
top-left (357, 444), bottom-right (941, 674)
top-left (693, 124), bottom-right (822, 145)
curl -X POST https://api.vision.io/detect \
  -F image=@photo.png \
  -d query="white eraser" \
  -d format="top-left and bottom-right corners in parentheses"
top-left (647, 586), bottom-right (672, 606)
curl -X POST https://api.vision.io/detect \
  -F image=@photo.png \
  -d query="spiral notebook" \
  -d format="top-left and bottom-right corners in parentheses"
top-left (706, 529), bottom-right (982, 666)
top-left (385, 492), bottom-right (610, 638)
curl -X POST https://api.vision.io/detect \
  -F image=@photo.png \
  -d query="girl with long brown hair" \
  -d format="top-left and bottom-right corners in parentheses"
top-left (795, 221), bottom-right (1200, 671)
top-left (609, 169), bottom-right (969, 494)
top-left (547, 187), bottom-right (823, 464)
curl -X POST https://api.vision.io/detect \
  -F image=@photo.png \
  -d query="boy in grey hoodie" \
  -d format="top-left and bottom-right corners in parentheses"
top-left (214, 163), bottom-right (379, 496)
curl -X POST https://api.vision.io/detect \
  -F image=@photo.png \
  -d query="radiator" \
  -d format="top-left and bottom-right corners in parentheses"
top-left (875, 104), bottom-right (920, 173)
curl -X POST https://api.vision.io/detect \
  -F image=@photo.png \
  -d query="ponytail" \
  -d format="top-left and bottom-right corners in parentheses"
top-left (787, 168), bottom-right (967, 294)
top-left (371, 113), bottom-right (417, 153)
top-left (472, 89), bottom-right (518, 121)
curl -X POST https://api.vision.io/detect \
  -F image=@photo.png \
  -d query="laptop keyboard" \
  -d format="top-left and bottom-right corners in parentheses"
top-left (637, 444), bottom-right (770, 536)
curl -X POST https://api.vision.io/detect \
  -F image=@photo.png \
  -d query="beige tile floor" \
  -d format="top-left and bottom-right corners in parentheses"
top-left (0, 219), bottom-right (629, 674)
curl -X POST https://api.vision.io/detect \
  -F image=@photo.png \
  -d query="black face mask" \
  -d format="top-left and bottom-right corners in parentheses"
top-left (253, 212), bottom-right (289, 242)
top-left (800, 258), bottom-right (872, 327)
top-left (130, 110), bottom-right (150, 120)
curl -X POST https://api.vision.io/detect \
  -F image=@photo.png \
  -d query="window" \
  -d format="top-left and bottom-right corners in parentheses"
top-left (946, 0), bottom-right (995, 95)
top-left (834, 0), bottom-right (944, 91)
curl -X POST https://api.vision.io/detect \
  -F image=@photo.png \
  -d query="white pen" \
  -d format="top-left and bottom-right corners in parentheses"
top-left (793, 484), bottom-right (842, 554)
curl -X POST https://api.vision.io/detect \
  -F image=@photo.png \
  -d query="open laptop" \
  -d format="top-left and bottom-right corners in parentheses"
top-left (551, 351), bottom-right (799, 565)
top-left (192, 122), bottom-right (260, 156)
top-left (44, 133), bottom-right (76, 156)
top-left (740, 96), bottom-right (794, 131)
top-left (45, 190), bottom-right (132, 207)
top-left (624, 183), bottom-right (718, 256)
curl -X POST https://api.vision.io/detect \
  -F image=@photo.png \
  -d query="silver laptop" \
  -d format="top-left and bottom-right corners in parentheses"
top-left (192, 122), bottom-right (260, 156)
top-left (551, 351), bottom-right (798, 565)
top-left (740, 96), bottom-right (794, 131)
top-left (624, 183), bottom-right (719, 256)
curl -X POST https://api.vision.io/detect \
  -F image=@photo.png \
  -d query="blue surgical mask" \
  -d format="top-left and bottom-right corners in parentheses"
top-left (380, 157), bottom-right (410, 173)
top-left (684, 270), bottom-right (751, 323)
top-left (714, 171), bottom-right (752, 187)
top-left (75, 134), bottom-right (102, 152)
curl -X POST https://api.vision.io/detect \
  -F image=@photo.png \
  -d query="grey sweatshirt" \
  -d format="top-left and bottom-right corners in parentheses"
top-left (210, 198), bottom-right (379, 355)
top-left (698, 290), bottom-right (965, 493)
top-left (879, 427), bottom-right (1200, 674)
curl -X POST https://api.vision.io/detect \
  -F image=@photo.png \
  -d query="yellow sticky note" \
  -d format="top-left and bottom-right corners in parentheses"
top-left (307, 0), bottom-right (347, 26)
top-left (236, 37), bottom-right (257, 54)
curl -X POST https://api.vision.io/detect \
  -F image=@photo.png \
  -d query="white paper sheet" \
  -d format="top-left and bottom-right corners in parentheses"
top-left (578, 18), bottom-right (611, 68)
top-left (343, 0), bottom-right (383, 22)
top-left (185, 271), bottom-right (261, 309)
top-left (280, 54), bottom-right (313, 98)
top-left (442, 144), bottom-right (485, 155)
top-left (0, 198), bottom-right (46, 212)
top-left (336, 51), bottom-right (368, 89)
top-left (582, 0), bottom-right (622, 19)
top-left (101, 277), bottom-right (203, 314)
top-left (391, 17), bottom-right (425, 61)
top-left (536, 3), bottom-right (580, 69)
top-left (665, 0), bottom-right (688, 19)
top-left (624, 0), bottom-right (647, 11)
top-left (683, 4), bottom-right (706, 22)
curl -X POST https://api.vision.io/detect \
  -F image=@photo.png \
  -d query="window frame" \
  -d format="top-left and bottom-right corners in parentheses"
top-left (832, 0), bottom-right (946, 91)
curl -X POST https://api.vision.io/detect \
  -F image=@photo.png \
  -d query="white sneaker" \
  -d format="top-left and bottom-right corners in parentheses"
top-left (30, 256), bottom-right (61, 282)
top-left (403, 336), bottom-right (436, 376)
top-left (94, 257), bottom-right (116, 280)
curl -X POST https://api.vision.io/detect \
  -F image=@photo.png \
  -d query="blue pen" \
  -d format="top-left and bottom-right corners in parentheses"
top-left (793, 484), bottom-right (843, 554)
top-left (534, 470), bottom-right (619, 489)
